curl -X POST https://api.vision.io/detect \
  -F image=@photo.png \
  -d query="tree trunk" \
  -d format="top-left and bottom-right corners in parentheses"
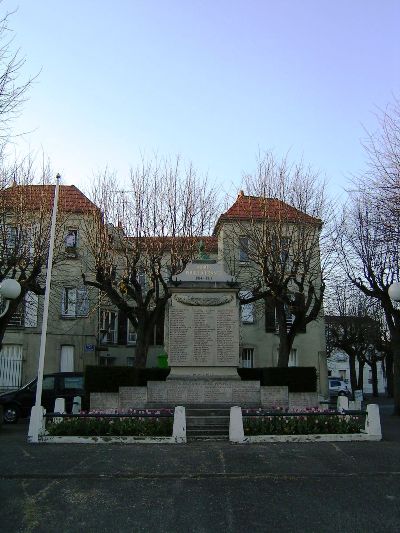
top-left (392, 333), bottom-right (400, 415)
top-left (385, 351), bottom-right (394, 398)
top-left (348, 353), bottom-right (358, 395)
top-left (357, 358), bottom-right (365, 391)
top-left (134, 322), bottom-right (152, 368)
top-left (276, 305), bottom-right (290, 367)
top-left (371, 359), bottom-right (379, 397)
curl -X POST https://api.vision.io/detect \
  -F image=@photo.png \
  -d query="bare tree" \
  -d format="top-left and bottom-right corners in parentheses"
top-left (0, 159), bottom-right (72, 346)
top-left (0, 6), bottom-right (35, 142)
top-left (82, 157), bottom-right (219, 367)
top-left (220, 152), bottom-right (331, 367)
top-left (325, 282), bottom-right (383, 396)
top-left (336, 98), bottom-right (400, 413)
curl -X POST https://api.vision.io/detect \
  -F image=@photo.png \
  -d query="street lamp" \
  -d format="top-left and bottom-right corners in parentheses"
top-left (0, 278), bottom-right (21, 318)
top-left (388, 282), bottom-right (400, 302)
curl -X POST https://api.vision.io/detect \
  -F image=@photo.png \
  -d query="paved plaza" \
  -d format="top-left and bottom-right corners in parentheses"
top-left (0, 399), bottom-right (399, 533)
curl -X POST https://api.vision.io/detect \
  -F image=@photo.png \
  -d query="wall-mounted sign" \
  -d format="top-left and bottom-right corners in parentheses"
top-left (84, 344), bottom-right (95, 352)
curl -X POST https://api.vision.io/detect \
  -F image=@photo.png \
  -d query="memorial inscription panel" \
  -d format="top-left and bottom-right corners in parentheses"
top-left (168, 294), bottom-right (239, 367)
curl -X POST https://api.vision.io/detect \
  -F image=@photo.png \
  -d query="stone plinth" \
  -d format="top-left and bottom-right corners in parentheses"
top-left (147, 379), bottom-right (260, 406)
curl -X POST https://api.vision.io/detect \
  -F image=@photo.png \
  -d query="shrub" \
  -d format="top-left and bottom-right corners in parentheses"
top-left (244, 414), bottom-right (363, 435)
top-left (47, 415), bottom-right (173, 437)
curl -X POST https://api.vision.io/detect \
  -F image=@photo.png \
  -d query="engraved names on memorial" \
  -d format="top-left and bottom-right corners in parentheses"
top-left (169, 299), bottom-right (239, 367)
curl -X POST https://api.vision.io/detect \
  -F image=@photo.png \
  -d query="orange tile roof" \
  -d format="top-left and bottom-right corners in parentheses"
top-left (0, 184), bottom-right (98, 213)
top-left (214, 192), bottom-right (321, 234)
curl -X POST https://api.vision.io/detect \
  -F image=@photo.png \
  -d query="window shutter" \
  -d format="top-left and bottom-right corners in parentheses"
top-left (264, 296), bottom-right (276, 332)
top-left (24, 292), bottom-right (38, 327)
top-left (76, 288), bottom-right (89, 316)
top-left (294, 292), bottom-right (306, 333)
top-left (117, 311), bottom-right (127, 345)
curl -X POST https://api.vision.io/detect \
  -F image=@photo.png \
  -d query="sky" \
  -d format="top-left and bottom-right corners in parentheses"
top-left (4, 0), bottom-right (400, 202)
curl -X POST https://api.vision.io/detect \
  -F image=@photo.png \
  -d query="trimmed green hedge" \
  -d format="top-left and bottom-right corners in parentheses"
top-left (84, 366), bottom-right (170, 393)
top-left (238, 367), bottom-right (317, 392)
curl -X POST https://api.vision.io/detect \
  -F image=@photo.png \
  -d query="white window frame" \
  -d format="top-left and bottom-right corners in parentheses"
top-left (241, 347), bottom-right (254, 368)
top-left (288, 348), bottom-right (298, 367)
top-left (65, 229), bottom-right (78, 249)
top-left (61, 287), bottom-right (89, 318)
top-left (127, 319), bottom-right (137, 345)
top-left (99, 309), bottom-right (118, 344)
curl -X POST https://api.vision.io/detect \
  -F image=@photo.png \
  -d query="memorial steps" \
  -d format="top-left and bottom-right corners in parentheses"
top-left (185, 406), bottom-right (230, 442)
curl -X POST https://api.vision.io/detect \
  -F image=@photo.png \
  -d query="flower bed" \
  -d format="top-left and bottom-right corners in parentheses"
top-left (243, 408), bottom-right (364, 436)
top-left (46, 409), bottom-right (174, 437)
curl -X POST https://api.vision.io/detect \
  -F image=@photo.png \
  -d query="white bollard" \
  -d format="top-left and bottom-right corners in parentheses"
top-left (72, 396), bottom-right (82, 414)
top-left (229, 406), bottom-right (245, 443)
top-left (337, 395), bottom-right (349, 413)
top-left (172, 406), bottom-right (186, 443)
top-left (54, 398), bottom-right (66, 414)
top-left (27, 405), bottom-right (46, 443)
top-left (365, 404), bottom-right (382, 439)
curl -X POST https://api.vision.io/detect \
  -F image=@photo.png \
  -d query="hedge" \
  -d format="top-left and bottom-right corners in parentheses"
top-left (84, 366), bottom-right (170, 393)
top-left (238, 367), bottom-right (317, 392)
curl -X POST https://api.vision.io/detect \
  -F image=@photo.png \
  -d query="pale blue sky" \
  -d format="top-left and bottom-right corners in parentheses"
top-left (6, 0), bottom-right (400, 200)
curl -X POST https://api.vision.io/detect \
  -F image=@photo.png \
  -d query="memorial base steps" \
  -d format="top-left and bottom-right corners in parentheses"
top-left (186, 407), bottom-right (230, 441)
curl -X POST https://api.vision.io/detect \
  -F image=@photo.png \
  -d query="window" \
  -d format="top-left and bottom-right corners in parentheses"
top-left (288, 348), bottom-right (297, 367)
top-left (241, 348), bottom-right (254, 368)
top-left (339, 369), bottom-right (347, 380)
top-left (239, 290), bottom-right (254, 324)
top-left (42, 376), bottom-right (55, 390)
top-left (99, 355), bottom-right (115, 366)
top-left (6, 226), bottom-right (18, 251)
top-left (126, 356), bottom-right (135, 367)
top-left (271, 236), bottom-right (290, 265)
top-left (65, 229), bottom-right (78, 249)
top-left (239, 236), bottom-right (249, 262)
top-left (127, 319), bottom-right (137, 344)
top-left (99, 310), bottom-right (118, 344)
top-left (61, 287), bottom-right (89, 318)
top-left (63, 376), bottom-right (84, 390)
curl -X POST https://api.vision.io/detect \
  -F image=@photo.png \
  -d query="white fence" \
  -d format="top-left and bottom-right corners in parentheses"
top-left (0, 345), bottom-right (23, 390)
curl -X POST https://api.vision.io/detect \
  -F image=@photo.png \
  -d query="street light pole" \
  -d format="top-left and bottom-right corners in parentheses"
top-left (28, 174), bottom-right (61, 443)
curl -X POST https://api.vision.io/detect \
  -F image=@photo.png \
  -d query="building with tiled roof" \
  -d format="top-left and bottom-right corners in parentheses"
top-left (0, 184), bottom-right (327, 398)
top-left (214, 191), bottom-right (321, 234)
top-left (0, 184), bottom-right (97, 213)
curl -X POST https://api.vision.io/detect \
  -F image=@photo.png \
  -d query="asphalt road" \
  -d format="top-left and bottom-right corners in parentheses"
top-left (0, 401), bottom-right (399, 533)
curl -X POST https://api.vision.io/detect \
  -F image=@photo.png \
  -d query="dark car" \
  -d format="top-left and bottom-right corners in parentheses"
top-left (0, 372), bottom-right (84, 423)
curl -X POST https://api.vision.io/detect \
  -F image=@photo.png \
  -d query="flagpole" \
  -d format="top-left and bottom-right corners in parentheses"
top-left (28, 174), bottom-right (61, 442)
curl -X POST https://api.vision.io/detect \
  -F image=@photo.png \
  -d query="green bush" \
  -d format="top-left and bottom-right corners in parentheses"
top-left (244, 414), bottom-right (363, 435)
top-left (47, 416), bottom-right (173, 437)
top-left (84, 366), bottom-right (170, 393)
top-left (238, 367), bottom-right (317, 392)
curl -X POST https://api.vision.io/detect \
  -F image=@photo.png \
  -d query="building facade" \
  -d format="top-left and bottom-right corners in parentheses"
top-left (0, 186), bottom-right (328, 396)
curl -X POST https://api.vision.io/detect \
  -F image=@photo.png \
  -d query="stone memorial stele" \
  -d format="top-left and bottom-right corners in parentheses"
top-left (145, 252), bottom-right (261, 406)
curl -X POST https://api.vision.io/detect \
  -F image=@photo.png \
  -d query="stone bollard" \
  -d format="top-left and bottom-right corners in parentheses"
top-left (27, 405), bottom-right (46, 443)
top-left (173, 406), bottom-right (186, 443)
top-left (72, 396), bottom-right (82, 414)
top-left (229, 406), bottom-right (245, 443)
top-left (337, 395), bottom-right (349, 413)
top-left (365, 404), bottom-right (382, 439)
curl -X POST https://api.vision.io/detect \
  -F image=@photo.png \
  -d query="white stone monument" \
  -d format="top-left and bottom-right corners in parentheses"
top-left (146, 258), bottom-right (261, 406)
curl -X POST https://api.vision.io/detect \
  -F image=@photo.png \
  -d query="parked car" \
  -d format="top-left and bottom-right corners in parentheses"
top-left (0, 372), bottom-right (84, 423)
top-left (328, 377), bottom-right (351, 397)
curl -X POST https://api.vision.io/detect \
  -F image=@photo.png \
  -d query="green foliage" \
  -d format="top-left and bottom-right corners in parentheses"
top-left (47, 416), bottom-right (173, 437)
top-left (238, 367), bottom-right (317, 392)
top-left (244, 414), bottom-right (363, 435)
